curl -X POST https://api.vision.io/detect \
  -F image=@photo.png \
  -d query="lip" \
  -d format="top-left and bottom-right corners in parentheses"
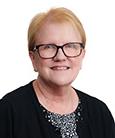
top-left (50, 66), bottom-right (70, 70)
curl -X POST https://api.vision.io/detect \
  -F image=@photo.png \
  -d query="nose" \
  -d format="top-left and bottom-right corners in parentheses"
top-left (53, 48), bottom-right (67, 61)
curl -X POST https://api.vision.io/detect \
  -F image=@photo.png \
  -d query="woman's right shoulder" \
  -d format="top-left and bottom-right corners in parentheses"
top-left (0, 81), bottom-right (34, 106)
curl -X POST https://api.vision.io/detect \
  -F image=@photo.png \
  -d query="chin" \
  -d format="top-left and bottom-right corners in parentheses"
top-left (49, 77), bottom-right (75, 87)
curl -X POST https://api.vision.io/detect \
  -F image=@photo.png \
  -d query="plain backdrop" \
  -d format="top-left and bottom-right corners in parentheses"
top-left (0, 0), bottom-right (115, 118)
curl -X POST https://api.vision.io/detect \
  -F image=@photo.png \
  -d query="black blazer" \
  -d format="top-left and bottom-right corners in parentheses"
top-left (0, 81), bottom-right (115, 138)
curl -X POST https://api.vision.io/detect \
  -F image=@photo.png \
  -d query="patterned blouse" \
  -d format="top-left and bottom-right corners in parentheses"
top-left (40, 101), bottom-right (83, 138)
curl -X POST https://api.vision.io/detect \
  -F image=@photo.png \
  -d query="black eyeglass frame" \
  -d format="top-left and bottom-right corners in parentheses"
top-left (33, 42), bottom-right (84, 59)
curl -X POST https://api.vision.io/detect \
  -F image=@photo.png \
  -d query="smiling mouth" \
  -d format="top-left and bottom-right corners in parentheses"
top-left (50, 66), bottom-right (70, 70)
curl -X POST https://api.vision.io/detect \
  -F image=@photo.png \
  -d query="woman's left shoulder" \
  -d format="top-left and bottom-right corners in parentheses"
top-left (76, 89), bottom-right (115, 137)
top-left (76, 89), bottom-right (111, 112)
top-left (75, 88), bottom-right (114, 122)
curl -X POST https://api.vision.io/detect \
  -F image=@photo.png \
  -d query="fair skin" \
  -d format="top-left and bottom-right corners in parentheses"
top-left (29, 22), bottom-right (85, 115)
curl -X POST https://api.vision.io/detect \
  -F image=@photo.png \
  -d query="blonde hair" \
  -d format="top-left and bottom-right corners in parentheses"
top-left (28, 7), bottom-right (86, 51)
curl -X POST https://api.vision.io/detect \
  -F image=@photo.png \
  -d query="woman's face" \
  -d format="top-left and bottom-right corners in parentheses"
top-left (30, 22), bottom-right (85, 87)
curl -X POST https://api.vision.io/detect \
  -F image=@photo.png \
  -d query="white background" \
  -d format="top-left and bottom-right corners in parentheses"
top-left (0, 0), bottom-right (115, 118)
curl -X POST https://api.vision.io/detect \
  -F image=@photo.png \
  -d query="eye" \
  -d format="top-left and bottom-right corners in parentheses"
top-left (44, 44), bottom-right (56, 49)
top-left (66, 43), bottom-right (79, 49)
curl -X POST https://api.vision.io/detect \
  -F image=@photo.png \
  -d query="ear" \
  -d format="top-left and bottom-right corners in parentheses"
top-left (80, 49), bottom-right (86, 70)
top-left (29, 51), bottom-right (35, 61)
top-left (29, 51), bottom-right (38, 72)
top-left (81, 49), bottom-right (86, 58)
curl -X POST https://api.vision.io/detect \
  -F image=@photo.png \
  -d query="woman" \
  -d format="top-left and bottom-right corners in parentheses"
top-left (0, 7), bottom-right (115, 138)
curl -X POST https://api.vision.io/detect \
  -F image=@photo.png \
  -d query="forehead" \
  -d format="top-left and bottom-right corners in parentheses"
top-left (35, 22), bottom-right (82, 44)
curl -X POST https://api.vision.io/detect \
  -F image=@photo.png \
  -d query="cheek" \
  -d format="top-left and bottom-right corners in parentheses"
top-left (73, 51), bottom-right (85, 69)
top-left (36, 58), bottom-right (49, 70)
top-left (72, 58), bottom-right (83, 69)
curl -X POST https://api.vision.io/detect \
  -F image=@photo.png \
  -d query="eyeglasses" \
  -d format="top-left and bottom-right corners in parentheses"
top-left (33, 42), bottom-right (84, 59)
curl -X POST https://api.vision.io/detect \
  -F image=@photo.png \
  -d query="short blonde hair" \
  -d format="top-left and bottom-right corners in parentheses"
top-left (28, 7), bottom-right (86, 51)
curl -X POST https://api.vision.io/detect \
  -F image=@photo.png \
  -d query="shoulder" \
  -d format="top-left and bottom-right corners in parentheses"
top-left (0, 81), bottom-right (36, 122)
top-left (0, 81), bottom-right (34, 108)
top-left (76, 89), bottom-right (110, 111)
top-left (76, 89), bottom-right (115, 137)
top-left (76, 88), bottom-right (114, 122)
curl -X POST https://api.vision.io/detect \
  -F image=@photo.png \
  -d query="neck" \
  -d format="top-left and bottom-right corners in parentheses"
top-left (33, 77), bottom-right (79, 114)
top-left (36, 77), bottom-right (72, 102)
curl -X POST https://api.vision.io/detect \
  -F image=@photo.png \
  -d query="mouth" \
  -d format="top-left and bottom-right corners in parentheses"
top-left (50, 66), bottom-right (70, 70)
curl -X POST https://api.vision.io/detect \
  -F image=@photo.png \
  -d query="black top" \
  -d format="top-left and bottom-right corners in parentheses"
top-left (0, 81), bottom-right (115, 138)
